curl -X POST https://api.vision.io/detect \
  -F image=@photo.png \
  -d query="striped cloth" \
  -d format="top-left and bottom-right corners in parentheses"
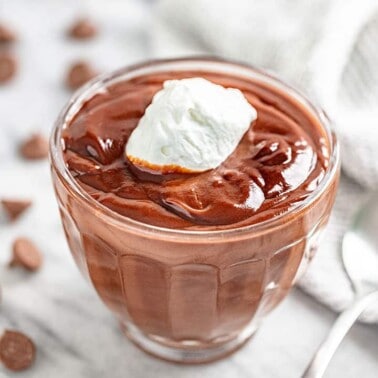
top-left (152, 0), bottom-right (378, 322)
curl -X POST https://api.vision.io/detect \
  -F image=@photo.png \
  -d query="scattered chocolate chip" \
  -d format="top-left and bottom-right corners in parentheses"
top-left (68, 18), bottom-right (97, 40)
top-left (65, 61), bottom-right (97, 90)
top-left (19, 133), bottom-right (49, 160)
top-left (0, 330), bottom-right (36, 371)
top-left (1, 199), bottom-right (32, 221)
top-left (0, 24), bottom-right (16, 44)
top-left (10, 237), bottom-right (43, 272)
top-left (0, 51), bottom-right (17, 84)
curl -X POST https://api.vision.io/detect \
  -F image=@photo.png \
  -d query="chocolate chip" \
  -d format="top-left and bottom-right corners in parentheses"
top-left (10, 237), bottom-right (43, 271)
top-left (1, 199), bottom-right (32, 221)
top-left (0, 24), bottom-right (16, 44)
top-left (65, 61), bottom-right (98, 90)
top-left (68, 18), bottom-right (97, 39)
top-left (0, 51), bottom-right (17, 84)
top-left (19, 133), bottom-right (49, 160)
top-left (0, 330), bottom-right (36, 371)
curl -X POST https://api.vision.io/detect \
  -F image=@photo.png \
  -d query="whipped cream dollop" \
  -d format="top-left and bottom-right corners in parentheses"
top-left (125, 77), bottom-right (257, 173)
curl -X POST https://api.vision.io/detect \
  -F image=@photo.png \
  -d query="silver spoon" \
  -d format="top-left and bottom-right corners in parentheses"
top-left (303, 192), bottom-right (378, 378)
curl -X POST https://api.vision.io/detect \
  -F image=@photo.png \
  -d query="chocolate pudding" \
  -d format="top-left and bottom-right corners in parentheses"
top-left (62, 71), bottom-right (329, 230)
top-left (51, 58), bottom-right (339, 363)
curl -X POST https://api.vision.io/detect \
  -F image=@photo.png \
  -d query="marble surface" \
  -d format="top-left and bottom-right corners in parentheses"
top-left (0, 0), bottom-right (377, 377)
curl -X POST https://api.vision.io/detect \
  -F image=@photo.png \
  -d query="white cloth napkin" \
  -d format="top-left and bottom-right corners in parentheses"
top-left (151, 0), bottom-right (378, 322)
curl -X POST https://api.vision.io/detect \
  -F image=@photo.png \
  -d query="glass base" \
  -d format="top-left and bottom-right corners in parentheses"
top-left (120, 322), bottom-right (258, 364)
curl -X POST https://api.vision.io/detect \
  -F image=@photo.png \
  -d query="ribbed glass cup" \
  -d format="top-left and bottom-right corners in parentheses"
top-left (50, 58), bottom-right (340, 363)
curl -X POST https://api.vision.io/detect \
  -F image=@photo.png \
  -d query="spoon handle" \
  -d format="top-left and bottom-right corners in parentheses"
top-left (302, 290), bottom-right (378, 378)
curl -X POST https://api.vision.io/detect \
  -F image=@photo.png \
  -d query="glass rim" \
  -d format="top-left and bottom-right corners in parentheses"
top-left (49, 56), bottom-right (340, 241)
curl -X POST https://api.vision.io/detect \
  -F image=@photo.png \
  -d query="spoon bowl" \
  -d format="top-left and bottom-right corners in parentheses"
top-left (342, 193), bottom-right (378, 295)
